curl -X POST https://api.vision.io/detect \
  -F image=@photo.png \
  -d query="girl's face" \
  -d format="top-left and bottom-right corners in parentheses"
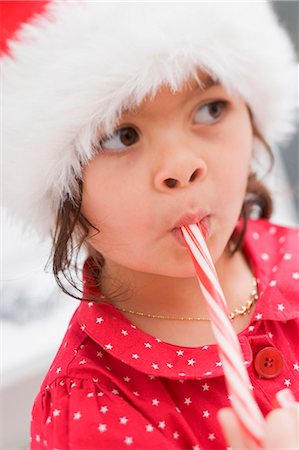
top-left (81, 75), bottom-right (253, 278)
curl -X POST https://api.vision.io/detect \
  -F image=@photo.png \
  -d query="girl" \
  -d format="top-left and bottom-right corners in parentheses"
top-left (2, 2), bottom-right (298, 449)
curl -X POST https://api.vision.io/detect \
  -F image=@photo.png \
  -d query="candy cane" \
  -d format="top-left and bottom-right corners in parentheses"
top-left (181, 223), bottom-right (265, 449)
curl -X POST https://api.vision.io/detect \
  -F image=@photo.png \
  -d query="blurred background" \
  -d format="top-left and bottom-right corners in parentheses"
top-left (1, 1), bottom-right (298, 449)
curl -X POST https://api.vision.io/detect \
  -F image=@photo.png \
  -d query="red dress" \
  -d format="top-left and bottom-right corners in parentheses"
top-left (30, 219), bottom-right (299, 449)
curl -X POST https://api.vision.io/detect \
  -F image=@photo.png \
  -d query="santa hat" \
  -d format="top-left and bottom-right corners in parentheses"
top-left (2, 1), bottom-right (298, 237)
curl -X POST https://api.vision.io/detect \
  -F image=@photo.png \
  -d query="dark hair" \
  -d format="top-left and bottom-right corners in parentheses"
top-left (50, 113), bottom-right (273, 302)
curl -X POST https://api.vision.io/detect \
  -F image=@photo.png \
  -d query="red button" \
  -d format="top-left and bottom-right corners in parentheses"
top-left (254, 347), bottom-right (284, 379)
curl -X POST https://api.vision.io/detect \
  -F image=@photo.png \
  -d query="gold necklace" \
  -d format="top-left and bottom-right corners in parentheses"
top-left (116, 277), bottom-right (258, 321)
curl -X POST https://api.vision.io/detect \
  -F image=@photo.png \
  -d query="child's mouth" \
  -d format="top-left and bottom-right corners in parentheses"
top-left (171, 216), bottom-right (210, 247)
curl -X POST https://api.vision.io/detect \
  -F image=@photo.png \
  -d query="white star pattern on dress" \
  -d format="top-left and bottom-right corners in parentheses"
top-left (97, 351), bottom-right (103, 358)
top-left (283, 253), bottom-right (292, 260)
top-left (202, 383), bottom-right (210, 391)
top-left (133, 391), bottom-right (140, 397)
top-left (112, 389), bottom-right (120, 395)
top-left (100, 406), bottom-right (108, 414)
top-left (53, 409), bottom-right (61, 417)
top-left (255, 313), bottom-right (263, 320)
top-left (208, 433), bottom-right (216, 441)
top-left (104, 343), bottom-right (113, 350)
top-left (284, 379), bottom-right (291, 387)
top-left (268, 332), bottom-right (274, 339)
top-left (152, 363), bottom-right (159, 370)
top-left (98, 424), bottom-right (107, 432)
top-left (292, 272), bottom-right (299, 280)
top-left (158, 421), bottom-right (166, 429)
top-left (269, 280), bottom-right (277, 287)
top-left (132, 353), bottom-right (140, 359)
top-left (35, 435), bottom-right (40, 442)
top-left (215, 361), bottom-right (222, 367)
top-left (173, 432), bottom-right (179, 440)
top-left (121, 329), bottom-right (128, 336)
top-left (123, 376), bottom-right (131, 382)
top-left (120, 416), bottom-right (128, 424)
top-left (166, 363), bottom-right (173, 368)
top-left (187, 358), bottom-right (196, 366)
top-left (293, 363), bottom-right (299, 371)
top-left (124, 436), bottom-right (133, 445)
top-left (79, 359), bottom-right (86, 365)
top-left (56, 367), bottom-right (62, 374)
top-left (152, 398), bottom-right (160, 406)
top-left (277, 304), bottom-right (285, 311)
top-left (261, 253), bottom-right (269, 260)
top-left (192, 445), bottom-right (200, 450)
top-left (202, 410), bottom-right (210, 418)
top-left (252, 232), bottom-right (260, 240)
top-left (87, 392), bottom-right (94, 398)
top-left (96, 317), bottom-right (104, 324)
top-left (184, 397), bottom-right (192, 405)
top-left (176, 350), bottom-right (184, 356)
top-left (145, 424), bottom-right (154, 432)
top-left (80, 324), bottom-right (86, 331)
top-left (73, 412), bottom-right (82, 420)
top-left (144, 342), bottom-right (152, 348)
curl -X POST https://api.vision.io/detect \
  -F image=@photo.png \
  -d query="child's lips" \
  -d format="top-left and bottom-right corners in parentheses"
top-left (171, 216), bottom-right (210, 246)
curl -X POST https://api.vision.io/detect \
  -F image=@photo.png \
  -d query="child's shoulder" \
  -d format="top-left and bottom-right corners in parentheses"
top-left (246, 218), bottom-right (299, 255)
top-left (244, 217), bottom-right (298, 287)
top-left (247, 217), bottom-right (299, 238)
top-left (245, 218), bottom-right (299, 322)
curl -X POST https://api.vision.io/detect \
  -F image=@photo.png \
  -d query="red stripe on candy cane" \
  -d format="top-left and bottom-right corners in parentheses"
top-left (181, 223), bottom-right (265, 447)
top-left (184, 225), bottom-right (216, 275)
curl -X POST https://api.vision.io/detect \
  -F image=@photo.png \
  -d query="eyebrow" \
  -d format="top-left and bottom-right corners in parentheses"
top-left (192, 74), bottom-right (220, 94)
top-left (200, 75), bottom-right (220, 90)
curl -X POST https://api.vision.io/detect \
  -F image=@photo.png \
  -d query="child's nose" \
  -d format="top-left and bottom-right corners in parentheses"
top-left (153, 149), bottom-right (208, 191)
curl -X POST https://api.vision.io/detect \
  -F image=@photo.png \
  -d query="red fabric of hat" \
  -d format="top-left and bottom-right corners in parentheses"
top-left (0, 0), bottom-right (49, 55)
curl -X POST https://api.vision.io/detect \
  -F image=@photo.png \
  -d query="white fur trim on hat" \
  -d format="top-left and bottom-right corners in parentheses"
top-left (2, 1), bottom-right (298, 237)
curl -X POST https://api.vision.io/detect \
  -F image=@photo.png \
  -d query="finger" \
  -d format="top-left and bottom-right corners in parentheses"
top-left (274, 388), bottom-right (297, 409)
top-left (217, 407), bottom-right (249, 450)
top-left (263, 408), bottom-right (299, 449)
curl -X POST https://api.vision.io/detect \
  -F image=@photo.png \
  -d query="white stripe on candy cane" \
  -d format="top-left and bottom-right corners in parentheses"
top-left (184, 225), bottom-right (215, 274)
top-left (201, 286), bottom-right (256, 390)
top-left (183, 228), bottom-right (219, 289)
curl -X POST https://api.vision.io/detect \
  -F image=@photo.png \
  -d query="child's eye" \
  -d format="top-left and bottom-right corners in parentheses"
top-left (100, 127), bottom-right (139, 152)
top-left (194, 100), bottom-right (228, 124)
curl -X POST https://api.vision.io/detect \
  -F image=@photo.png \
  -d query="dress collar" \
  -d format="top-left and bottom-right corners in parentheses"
top-left (77, 219), bottom-right (299, 379)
